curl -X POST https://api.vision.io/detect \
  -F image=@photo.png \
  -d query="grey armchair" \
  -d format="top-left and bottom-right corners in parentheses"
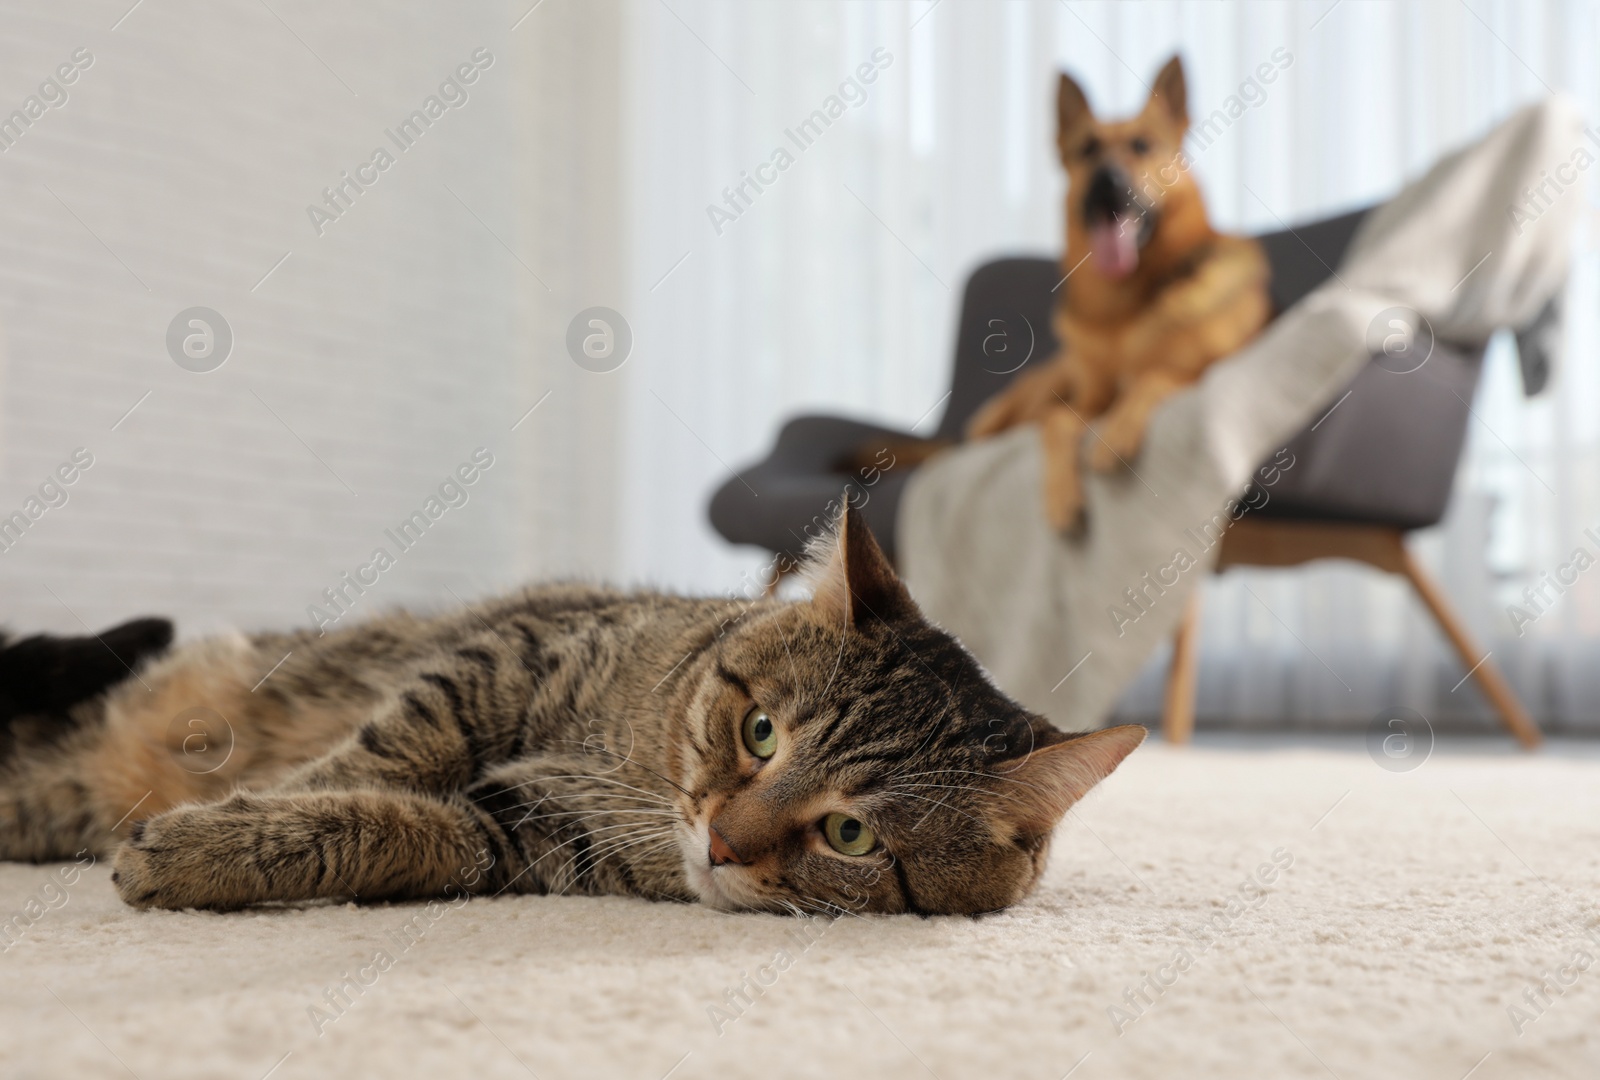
top-left (708, 206), bottom-right (1542, 747)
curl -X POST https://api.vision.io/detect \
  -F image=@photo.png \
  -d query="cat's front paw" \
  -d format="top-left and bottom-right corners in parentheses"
top-left (111, 822), bottom-right (166, 909)
top-left (112, 802), bottom-right (259, 910)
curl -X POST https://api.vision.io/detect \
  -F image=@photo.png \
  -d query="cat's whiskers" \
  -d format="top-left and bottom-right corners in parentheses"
top-left (552, 739), bottom-right (697, 799)
top-left (788, 896), bottom-right (830, 918)
top-left (499, 818), bottom-right (673, 896)
top-left (551, 827), bottom-right (677, 894)
top-left (509, 806), bottom-right (680, 833)
top-left (492, 791), bottom-right (675, 817)
top-left (507, 805), bottom-right (680, 821)
top-left (551, 823), bottom-right (670, 874)
top-left (885, 780), bottom-right (1028, 806)
top-left (574, 828), bottom-right (679, 877)
top-left (890, 766), bottom-right (1050, 793)
top-left (499, 800), bottom-right (668, 825)
top-left (522, 818), bottom-right (669, 865)
top-left (472, 774), bottom-right (674, 806)
top-left (793, 894), bottom-right (859, 920)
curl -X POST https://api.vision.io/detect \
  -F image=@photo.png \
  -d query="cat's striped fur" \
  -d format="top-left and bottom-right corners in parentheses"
top-left (0, 510), bottom-right (1144, 915)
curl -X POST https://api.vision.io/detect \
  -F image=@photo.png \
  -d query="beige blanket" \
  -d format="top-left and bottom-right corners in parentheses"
top-left (898, 98), bottom-right (1586, 729)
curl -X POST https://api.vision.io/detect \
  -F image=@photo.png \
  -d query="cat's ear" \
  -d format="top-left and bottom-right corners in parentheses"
top-left (809, 505), bottom-right (916, 629)
top-left (997, 725), bottom-right (1146, 837)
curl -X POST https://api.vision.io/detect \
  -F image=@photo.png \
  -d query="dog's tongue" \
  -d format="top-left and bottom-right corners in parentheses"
top-left (1090, 217), bottom-right (1138, 278)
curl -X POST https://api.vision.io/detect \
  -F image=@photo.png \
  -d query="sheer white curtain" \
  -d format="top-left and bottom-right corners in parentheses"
top-left (611, 0), bottom-right (1600, 732)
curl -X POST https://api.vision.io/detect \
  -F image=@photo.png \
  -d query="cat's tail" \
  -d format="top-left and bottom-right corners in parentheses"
top-left (0, 617), bottom-right (175, 727)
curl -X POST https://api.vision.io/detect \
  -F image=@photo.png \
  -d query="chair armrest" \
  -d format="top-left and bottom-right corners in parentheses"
top-left (765, 414), bottom-right (919, 473)
top-left (707, 413), bottom-right (924, 564)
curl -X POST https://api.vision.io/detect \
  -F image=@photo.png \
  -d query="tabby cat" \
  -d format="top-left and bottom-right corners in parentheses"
top-left (0, 510), bottom-right (1143, 915)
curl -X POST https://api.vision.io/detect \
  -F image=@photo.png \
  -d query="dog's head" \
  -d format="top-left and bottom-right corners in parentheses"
top-left (1057, 55), bottom-right (1193, 280)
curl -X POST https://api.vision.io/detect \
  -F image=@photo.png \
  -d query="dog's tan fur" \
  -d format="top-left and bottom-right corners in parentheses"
top-left (968, 56), bottom-right (1271, 531)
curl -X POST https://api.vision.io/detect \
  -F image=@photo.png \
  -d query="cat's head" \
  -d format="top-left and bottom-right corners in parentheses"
top-left (671, 508), bottom-right (1144, 915)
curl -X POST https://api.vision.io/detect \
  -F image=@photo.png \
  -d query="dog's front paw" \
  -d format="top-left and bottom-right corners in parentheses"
top-left (112, 802), bottom-right (259, 910)
top-left (966, 394), bottom-right (1018, 440)
top-left (1089, 415), bottom-right (1146, 472)
top-left (1052, 504), bottom-right (1088, 538)
top-left (1039, 411), bottom-right (1089, 536)
top-left (1042, 476), bottom-right (1087, 536)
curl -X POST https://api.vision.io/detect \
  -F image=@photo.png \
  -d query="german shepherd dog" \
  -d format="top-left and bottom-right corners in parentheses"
top-left (968, 56), bottom-right (1271, 532)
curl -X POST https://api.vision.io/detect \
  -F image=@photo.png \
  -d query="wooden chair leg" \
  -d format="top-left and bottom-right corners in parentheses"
top-left (1397, 546), bottom-right (1542, 749)
top-left (1162, 592), bottom-right (1201, 745)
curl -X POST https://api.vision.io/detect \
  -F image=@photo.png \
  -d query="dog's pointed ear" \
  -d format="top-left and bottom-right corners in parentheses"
top-left (1146, 55), bottom-right (1188, 127)
top-left (1057, 71), bottom-right (1092, 140)
top-left (809, 505), bottom-right (915, 630)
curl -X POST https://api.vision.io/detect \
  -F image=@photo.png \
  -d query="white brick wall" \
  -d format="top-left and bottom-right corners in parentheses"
top-left (0, 0), bottom-right (628, 640)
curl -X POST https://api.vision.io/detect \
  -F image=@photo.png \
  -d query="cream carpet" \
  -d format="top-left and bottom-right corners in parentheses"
top-left (3, 738), bottom-right (1597, 1080)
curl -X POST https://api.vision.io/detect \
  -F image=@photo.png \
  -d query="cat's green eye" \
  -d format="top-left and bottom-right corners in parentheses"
top-left (741, 706), bottom-right (778, 759)
top-left (822, 813), bottom-right (876, 856)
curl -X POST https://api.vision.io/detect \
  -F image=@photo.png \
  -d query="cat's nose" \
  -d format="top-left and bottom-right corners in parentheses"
top-left (708, 824), bottom-right (746, 866)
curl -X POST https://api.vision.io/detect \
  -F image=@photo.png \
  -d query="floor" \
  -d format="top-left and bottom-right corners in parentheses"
top-left (2, 737), bottom-right (1597, 1079)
